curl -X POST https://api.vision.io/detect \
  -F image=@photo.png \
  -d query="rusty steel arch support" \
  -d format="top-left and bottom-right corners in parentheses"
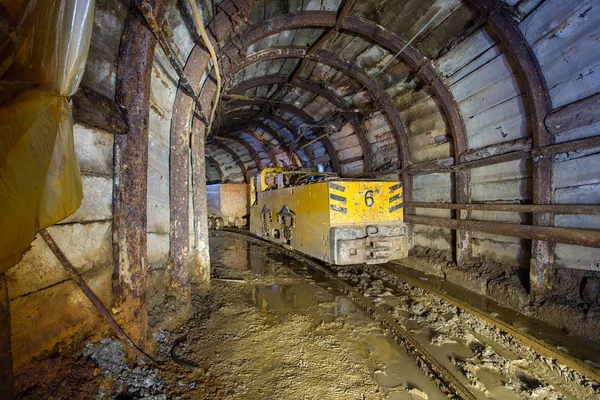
top-left (224, 99), bottom-right (342, 174)
top-left (222, 101), bottom-right (340, 173)
top-left (227, 74), bottom-right (372, 170)
top-left (463, 0), bottom-right (554, 299)
top-left (206, 154), bottom-right (226, 182)
top-left (225, 47), bottom-right (411, 168)
top-left (246, 120), bottom-right (300, 167)
top-left (113, 0), bottom-right (165, 346)
top-left (218, 135), bottom-right (264, 171)
top-left (222, 128), bottom-right (281, 168)
top-left (220, 118), bottom-right (300, 167)
top-left (213, 142), bottom-right (250, 183)
top-left (169, 38), bottom-right (212, 292)
top-left (220, 110), bottom-right (315, 166)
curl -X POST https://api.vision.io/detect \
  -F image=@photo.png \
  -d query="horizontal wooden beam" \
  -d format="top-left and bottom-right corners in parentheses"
top-left (459, 137), bottom-right (532, 163)
top-left (406, 202), bottom-right (600, 215)
top-left (405, 215), bottom-right (600, 249)
top-left (545, 93), bottom-right (600, 135)
top-left (72, 87), bottom-right (129, 135)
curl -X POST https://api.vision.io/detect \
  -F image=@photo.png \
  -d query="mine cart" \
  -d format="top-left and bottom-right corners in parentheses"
top-left (249, 168), bottom-right (408, 265)
top-left (207, 183), bottom-right (250, 229)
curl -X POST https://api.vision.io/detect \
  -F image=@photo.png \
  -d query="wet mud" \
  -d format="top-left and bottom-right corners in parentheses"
top-left (14, 232), bottom-right (600, 399)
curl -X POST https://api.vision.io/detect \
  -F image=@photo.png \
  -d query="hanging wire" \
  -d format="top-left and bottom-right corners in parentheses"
top-left (307, 1), bottom-right (451, 135)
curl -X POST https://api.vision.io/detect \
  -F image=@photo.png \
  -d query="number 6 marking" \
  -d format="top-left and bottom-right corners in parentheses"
top-left (365, 190), bottom-right (374, 207)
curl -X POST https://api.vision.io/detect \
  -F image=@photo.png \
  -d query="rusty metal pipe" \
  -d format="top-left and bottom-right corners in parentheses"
top-left (40, 230), bottom-right (157, 365)
top-left (405, 215), bottom-right (600, 249)
top-left (406, 202), bottom-right (600, 215)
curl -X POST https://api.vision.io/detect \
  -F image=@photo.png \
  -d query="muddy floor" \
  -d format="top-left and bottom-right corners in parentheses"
top-left (16, 234), bottom-right (446, 399)
top-left (14, 232), bottom-right (600, 399)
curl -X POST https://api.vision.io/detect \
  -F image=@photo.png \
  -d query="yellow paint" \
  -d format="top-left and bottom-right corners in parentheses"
top-left (250, 169), bottom-right (407, 264)
top-left (329, 180), bottom-right (403, 226)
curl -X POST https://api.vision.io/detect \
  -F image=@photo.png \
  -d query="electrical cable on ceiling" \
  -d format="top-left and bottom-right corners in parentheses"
top-left (188, 0), bottom-right (222, 134)
top-left (305, 1), bottom-right (450, 137)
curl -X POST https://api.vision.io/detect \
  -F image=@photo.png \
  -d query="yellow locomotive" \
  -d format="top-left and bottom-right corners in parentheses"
top-left (249, 168), bottom-right (408, 265)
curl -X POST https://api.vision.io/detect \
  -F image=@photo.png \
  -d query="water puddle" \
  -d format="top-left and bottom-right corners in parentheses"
top-left (210, 233), bottom-right (448, 399)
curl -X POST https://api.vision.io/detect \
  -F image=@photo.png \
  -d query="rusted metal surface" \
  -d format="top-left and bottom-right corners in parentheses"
top-left (406, 202), bottom-right (600, 215)
top-left (460, 138), bottom-right (532, 163)
top-left (222, 99), bottom-right (336, 166)
top-left (534, 135), bottom-right (600, 157)
top-left (169, 26), bottom-right (212, 291)
top-left (40, 229), bottom-right (156, 365)
top-left (207, 155), bottom-right (226, 181)
top-left (135, 0), bottom-right (208, 123)
top-left (405, 215), bottom-right (600, 249)
top-left (224, 46), bottom-right (411, 168)
top-left (267, 0), bottom-right (358, 144)
top-left (72, 87), bottom-right (129, 135)
top-left (238, 128), bottom-right (280, 168)
top-left (191, 117), bottom-right (211, 284)
top-left (461, 0), bottom-right (554, 299)
top-left (222, 100), bottom-right (342, 173)
top-left (218, 119), bottom-right (300, 167)
top-left (0, 274), bottom-right (12, 400)
top-left (216, 135), bottom-right (264, 170)
top-left (113, 0), bottom-right (164, 346)
top-left (227, 74), bottom-right (372, 169)
top-left (220, 108), bottom-right (315, 162)
top-left (247, 120), bottom-right (299, 167)
top-left (214, 142), bottom-right (250, 182)
top-left (404, 214), bottom-right (600, 249)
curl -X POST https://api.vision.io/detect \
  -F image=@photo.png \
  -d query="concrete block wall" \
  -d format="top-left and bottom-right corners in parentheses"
top-left (5, 0), bottom-right (204, 369)
top-left (6, 125), bottom-right (114, 371)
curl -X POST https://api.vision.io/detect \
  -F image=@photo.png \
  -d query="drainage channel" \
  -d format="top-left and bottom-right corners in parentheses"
top-left (219, 228), bottom-right (600, 400)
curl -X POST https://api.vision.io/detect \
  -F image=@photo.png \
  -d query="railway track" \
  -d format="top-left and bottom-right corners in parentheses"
top-left (218, 228), bottom-right (600, 399)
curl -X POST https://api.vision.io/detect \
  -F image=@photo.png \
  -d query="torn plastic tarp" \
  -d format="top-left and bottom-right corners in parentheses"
top-left (1, 0), bottom-right (95, 96)
top-left (0, 0), bottom-right (94, 271)
top-left (0, 89), bottom-right (83, 273)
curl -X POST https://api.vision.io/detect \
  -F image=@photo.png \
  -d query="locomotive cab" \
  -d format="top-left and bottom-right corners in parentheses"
top-left (250, 168), bottom-right (408, 265)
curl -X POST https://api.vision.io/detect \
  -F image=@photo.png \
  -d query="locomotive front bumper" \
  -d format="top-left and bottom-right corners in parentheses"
top-left (330, 224), bottom-right (408, 265)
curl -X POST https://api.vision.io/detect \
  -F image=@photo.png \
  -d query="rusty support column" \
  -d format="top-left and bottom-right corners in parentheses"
top-left (0, 274), bottom-right (13, 400)
top-left (455, 171), bottom-right (472, 265)
top-left (191, 117), bottom-right (210, 284)
top-left (113, 0), bottom-right (164, 346)
top-left (170, 38), bottom-right (212, 289)
top-left (463, 0), bottom-right (555, 300)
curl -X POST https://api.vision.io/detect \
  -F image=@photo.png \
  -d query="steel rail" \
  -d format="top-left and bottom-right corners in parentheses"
top-left (217, 229), bottom-right (600, 392)
top-left (368, 261), bottom-right (600, 384)
top-left (217, 229), bottom-right (475, 400)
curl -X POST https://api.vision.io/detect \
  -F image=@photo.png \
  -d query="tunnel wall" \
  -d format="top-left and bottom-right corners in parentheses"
top-left (5, 0), bottom-right (202, 369)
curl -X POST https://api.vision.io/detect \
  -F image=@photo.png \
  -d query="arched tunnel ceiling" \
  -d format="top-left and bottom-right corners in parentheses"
top-left (204, 0), bottom-right (546, 185)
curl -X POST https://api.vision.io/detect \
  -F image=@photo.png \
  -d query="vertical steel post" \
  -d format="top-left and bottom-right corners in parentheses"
top-left (113, 0), bottom-right (164, 346)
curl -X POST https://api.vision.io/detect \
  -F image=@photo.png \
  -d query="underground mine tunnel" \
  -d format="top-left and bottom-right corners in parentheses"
top-left (2, 0), bottom-right (600, 398)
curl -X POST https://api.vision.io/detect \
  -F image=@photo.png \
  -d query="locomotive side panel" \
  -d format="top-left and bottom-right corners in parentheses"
top-left (250, 182), bottom-right (333, 262)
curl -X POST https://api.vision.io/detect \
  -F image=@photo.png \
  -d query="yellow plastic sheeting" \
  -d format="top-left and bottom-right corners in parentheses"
top-left (0, 90), bottom-right (83, 272)
top-left (0, 0), bottom-right (95, 96)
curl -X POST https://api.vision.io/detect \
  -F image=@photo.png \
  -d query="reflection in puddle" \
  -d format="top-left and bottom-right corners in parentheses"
top-left (211, 233), bottom-right (447, 400)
